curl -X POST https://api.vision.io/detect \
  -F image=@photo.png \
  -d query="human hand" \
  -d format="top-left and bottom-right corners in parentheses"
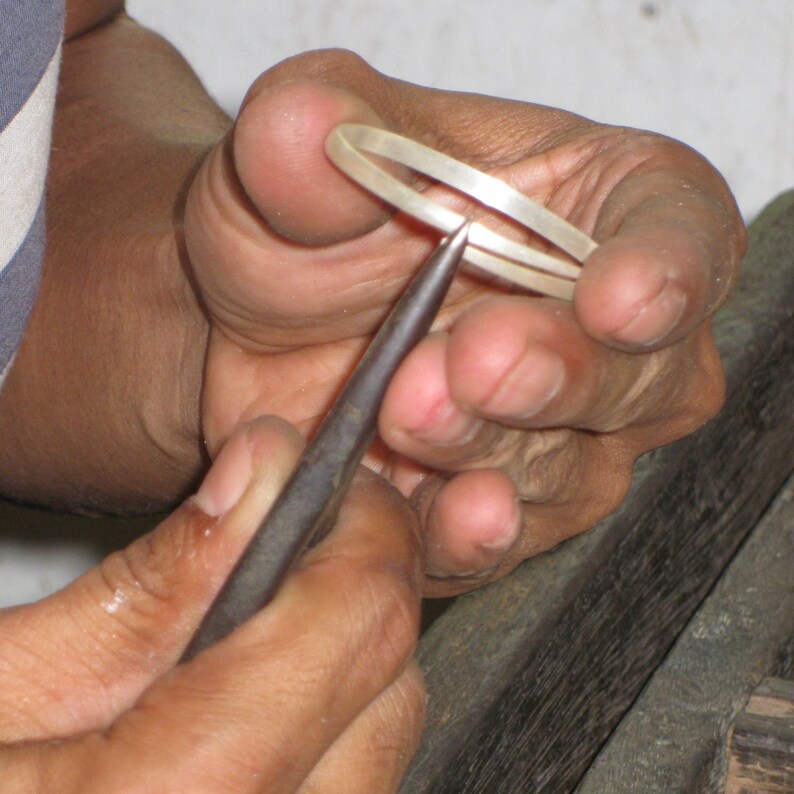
top-left (0, 416), bottom-right (424, 792)
top-left (5, 13), bottom-right (744, 594)
top-left (186, 51), bottom-right (745, 594)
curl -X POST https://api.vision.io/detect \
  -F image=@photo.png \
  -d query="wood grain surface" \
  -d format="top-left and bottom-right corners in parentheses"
top-left (577, 478), bottom-right (794, 793)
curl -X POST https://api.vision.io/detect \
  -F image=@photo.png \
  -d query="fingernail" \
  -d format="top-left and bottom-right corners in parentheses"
top-left (192, 427), bottom-right (254, 517)
top-left (611, 281), bottom-right (687, 347)
top-left (486, 346), bottom-right (565, 420)
top-left (410, 403), bottom-right (482, 447)
top-left (478, 498), bottom-right (522, 555)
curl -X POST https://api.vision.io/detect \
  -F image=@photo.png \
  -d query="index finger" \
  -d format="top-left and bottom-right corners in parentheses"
top-left (574, 138), bottom-right (747, 350)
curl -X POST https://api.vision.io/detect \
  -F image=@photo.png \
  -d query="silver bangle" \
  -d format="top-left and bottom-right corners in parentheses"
top-left (325, 123), bottom-right (598, 300)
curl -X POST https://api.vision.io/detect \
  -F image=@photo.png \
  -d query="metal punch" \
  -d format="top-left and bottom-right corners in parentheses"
top-left (182, 222), bottom-right (470, 661)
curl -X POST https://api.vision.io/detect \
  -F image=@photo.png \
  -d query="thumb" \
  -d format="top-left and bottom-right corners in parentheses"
top-left (233, 76), bottom-right (393, 244)
top-left (184, 72), bottom-right (421, 350)
top-left (0, 416), bottom-right (303, 742)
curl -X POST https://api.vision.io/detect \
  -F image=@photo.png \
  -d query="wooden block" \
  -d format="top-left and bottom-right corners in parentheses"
top-left (576, 478), bottom-right (794, 793)
top-left (727, 678), bottom-right (794, 794)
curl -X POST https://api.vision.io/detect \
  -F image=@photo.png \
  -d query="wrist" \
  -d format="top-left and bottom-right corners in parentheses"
top-left (0, 231), bottom-right (209, 514)
top-left (0, 15), bottom-right (229, 513)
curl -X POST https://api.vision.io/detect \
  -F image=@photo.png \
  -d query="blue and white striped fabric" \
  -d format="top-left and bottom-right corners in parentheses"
top-left (0, 1), bottom-right (63, 389)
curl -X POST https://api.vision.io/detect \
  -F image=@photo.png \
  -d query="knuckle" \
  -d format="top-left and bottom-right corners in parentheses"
top-left (92, 506), bottom-right (206, 642)
top-left (475, 427), bottom-right (581, 504)
top-left (432, 424), bottom-right (585, 505)
top-left (513, 429), bottom-right (581, 503)
top-left (372, 570), bottom-right (423, 668)
top-left (513, 446), bottom-right (636, 558)
top-left (554, 462), bottom-right (635, 545)
top-left (100, 540), bottom-right (168, 615)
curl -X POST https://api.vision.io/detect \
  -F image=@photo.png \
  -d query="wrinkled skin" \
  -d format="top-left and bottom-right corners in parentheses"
top-left (0, 5), bottom-right (747, 789)
top-left (0, 418), bottom-right (426, 792)
top-left (0, 15), bottom-right (745, 597)
top-left (191, 54), bottom-right (745, 593)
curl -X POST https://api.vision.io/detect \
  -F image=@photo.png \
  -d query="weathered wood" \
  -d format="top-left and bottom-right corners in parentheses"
top-left (401, 193), bottom-right (794, 794)
top-left (726, 678), bottom-right (794, 794)
top-left (575, 476), bottom-right (794, 793)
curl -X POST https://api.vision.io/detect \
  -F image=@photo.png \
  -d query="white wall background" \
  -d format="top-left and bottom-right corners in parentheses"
top-left (1, 1), bottom-right (792, 605)
top-left (126, 0), bottom-right (794, 221)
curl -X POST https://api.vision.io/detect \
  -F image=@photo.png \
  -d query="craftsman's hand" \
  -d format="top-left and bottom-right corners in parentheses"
top-left (190, 54), bottom-right (746, 593)
top-left (0, 12), bottom-right (745, 594)
top-left (0, 417), bottom-right (424, 793)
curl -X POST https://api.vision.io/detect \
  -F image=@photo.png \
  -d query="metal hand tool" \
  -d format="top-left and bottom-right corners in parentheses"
top-left (182, 222), bottom-right (469, 661)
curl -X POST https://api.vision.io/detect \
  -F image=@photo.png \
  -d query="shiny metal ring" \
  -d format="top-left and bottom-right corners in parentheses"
top-left (325, 123), bottom-right (598, 300)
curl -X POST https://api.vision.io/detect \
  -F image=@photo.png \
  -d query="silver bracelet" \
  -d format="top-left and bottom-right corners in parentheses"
top-left (325, 123), bottom-right (598, 300)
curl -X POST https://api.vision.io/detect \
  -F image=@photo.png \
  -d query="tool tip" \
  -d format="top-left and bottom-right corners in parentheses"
top-left (437, 220), bottom-right (470, 267)
top-left (448, 219), bottom-right (471, 249)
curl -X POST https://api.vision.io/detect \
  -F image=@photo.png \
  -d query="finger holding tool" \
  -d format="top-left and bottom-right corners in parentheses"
top-left (182, 222), bottom-right (470, 660)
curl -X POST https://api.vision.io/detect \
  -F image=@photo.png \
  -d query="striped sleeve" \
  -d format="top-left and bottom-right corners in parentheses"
top-left (0, 1), bottom-right (64, 389)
